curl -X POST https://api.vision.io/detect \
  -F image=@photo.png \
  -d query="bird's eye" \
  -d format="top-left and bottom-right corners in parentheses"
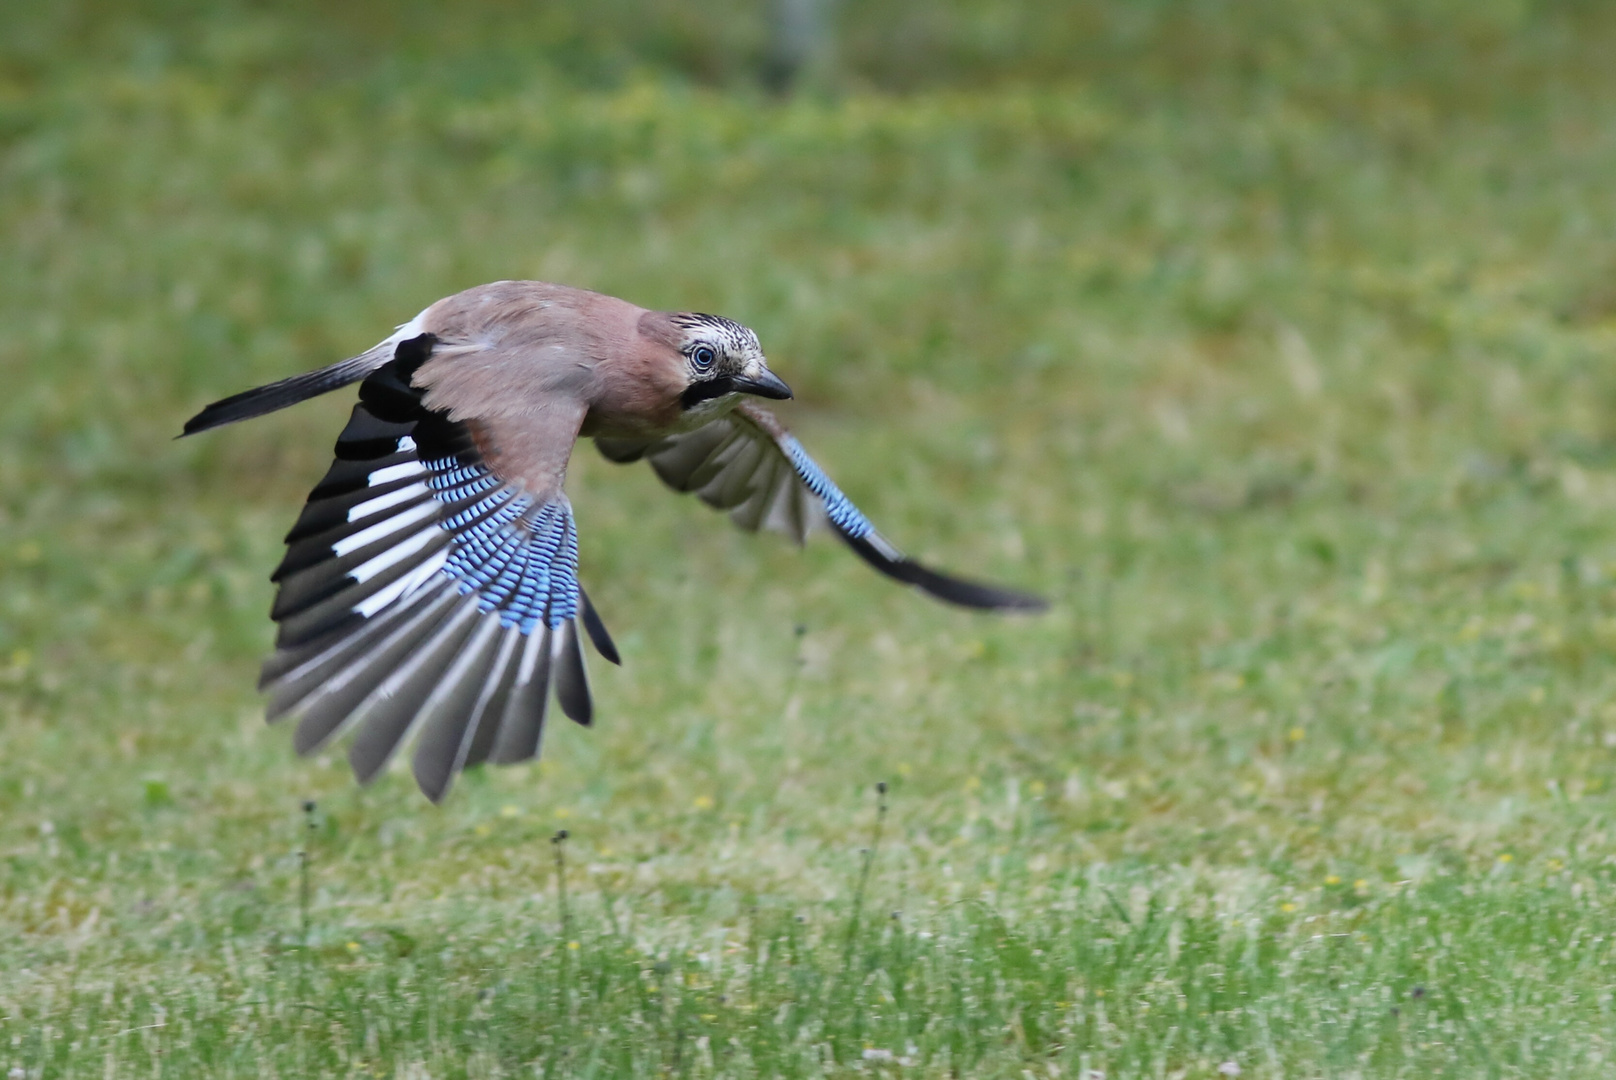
top-left (692, 345), bottom-right (717, 371)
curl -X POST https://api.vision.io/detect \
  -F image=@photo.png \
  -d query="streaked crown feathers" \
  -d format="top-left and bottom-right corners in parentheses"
top-left (670, 312), bottom-right (764, 373)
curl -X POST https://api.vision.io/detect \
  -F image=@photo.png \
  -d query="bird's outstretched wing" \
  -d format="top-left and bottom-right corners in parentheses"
top-left (596, 402), bottom-right (1045, 611)
top-left (253, 336), bottom-right (618, 802)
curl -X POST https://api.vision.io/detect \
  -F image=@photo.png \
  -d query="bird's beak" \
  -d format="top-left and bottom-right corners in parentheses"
top-left (730, 368), bottom-right (793, 400)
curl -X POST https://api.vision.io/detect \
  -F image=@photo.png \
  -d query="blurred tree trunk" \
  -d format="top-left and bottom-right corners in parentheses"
top-left (763, 0), bottom-right (836, 94)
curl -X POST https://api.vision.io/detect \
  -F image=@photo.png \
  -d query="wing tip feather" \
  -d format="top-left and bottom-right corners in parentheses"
top-left (840, 530), bottom-right (1048, 613)
top-left (580, 589), bottom-right (621, 665)
top-left (555, 621), bottom-right (593, 726)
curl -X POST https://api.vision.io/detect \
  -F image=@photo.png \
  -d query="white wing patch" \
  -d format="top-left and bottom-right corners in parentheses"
top-left (347, 482), bottom-right (431, 522)
top-left (369, 460), bottom-right (427, 486)
top-left (349, 526), bottom-right (439, 583)
top-left (355, 547), bottom-right (450, 617)
top-left (333, 499), bottom-right (439, 557)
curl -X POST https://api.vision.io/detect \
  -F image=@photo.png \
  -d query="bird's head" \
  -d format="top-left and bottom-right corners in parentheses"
top-left (668, 313), bottom-right (792, 412)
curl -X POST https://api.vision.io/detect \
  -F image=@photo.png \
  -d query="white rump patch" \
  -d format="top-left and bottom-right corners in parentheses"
top-left (384, 306), bottom-right (432, 346)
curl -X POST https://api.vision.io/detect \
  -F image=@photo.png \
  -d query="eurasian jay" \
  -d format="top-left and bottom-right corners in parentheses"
top-left (183, 281), bottom-right (1044, 802)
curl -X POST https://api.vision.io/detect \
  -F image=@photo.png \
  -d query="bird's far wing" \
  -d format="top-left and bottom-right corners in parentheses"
top-left (258, 335), bottom-right (619, 804)
top-left (596, 402), bottom-right (1046, 612)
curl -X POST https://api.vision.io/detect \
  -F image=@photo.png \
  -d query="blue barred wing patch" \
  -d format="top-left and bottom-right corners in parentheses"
top-left (424, 455), bottom-right (580, 633)
top-left (782, 435), bottom-right (873, 540)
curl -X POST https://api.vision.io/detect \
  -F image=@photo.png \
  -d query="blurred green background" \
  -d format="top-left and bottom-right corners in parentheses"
top-left (6, 0), bottom-right (1616, 1075)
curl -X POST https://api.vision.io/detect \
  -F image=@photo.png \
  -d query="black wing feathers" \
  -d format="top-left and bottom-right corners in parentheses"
top-left (580, 588), bottom-right (621, 665)
top-left (840, 534), bottom-right (1047, 611)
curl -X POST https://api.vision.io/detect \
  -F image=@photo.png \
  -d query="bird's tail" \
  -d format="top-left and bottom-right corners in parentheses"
top-left (180, 335), bottom-right (424, 437)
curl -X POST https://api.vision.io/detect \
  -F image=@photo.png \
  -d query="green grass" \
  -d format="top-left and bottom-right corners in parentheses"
top-left (6, 0), bottom-right (1616, 1075)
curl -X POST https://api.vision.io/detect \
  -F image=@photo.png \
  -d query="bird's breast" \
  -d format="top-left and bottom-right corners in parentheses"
top-left (580, 391), bottom-right (741, 440)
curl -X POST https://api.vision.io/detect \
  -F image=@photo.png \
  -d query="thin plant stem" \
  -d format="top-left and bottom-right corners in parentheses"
top-left (552, 829), bottom-right (572, 1027)
top-left (842, 781), bottom-right (888, 972)
top-left (299, 800), bottom-right (316, 949)
top-left (552, 829), bottom-right (571, 944)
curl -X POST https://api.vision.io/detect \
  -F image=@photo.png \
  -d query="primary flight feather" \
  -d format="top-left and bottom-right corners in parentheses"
top-left (183, 281), bottom-right (1044, 802)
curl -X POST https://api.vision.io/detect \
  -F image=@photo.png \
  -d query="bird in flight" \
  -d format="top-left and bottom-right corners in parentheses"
top-left (183, 281), bottom-right (1044, 802)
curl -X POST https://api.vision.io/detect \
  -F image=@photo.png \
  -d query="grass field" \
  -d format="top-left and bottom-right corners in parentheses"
top-left (6, 1), bottom-right (1616, 1075)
